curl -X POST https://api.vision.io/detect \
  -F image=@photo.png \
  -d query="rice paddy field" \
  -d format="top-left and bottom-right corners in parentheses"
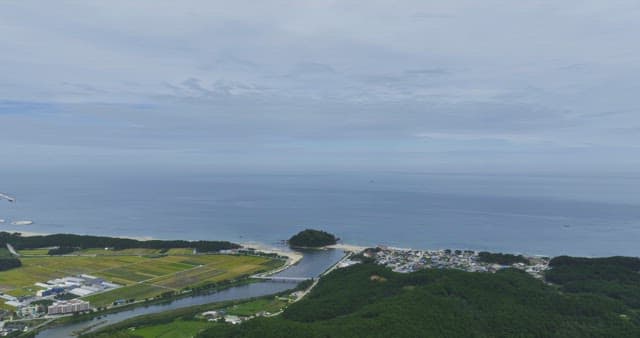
top-left (0, 249), bottom-right (282, 308)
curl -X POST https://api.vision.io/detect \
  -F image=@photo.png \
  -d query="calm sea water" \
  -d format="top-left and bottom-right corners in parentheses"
top-left (2, 171), bottom-right (640, 257)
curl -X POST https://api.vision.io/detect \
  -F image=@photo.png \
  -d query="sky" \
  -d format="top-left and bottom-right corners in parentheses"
top-left (1, 0), bottom-right (639, 174)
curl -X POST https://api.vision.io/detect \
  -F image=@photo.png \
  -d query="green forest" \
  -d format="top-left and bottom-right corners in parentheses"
top-left (192, 257), bottom-right (640, 337)
top-left (288, 229), bottom-right (337, 247)
top-left (477, 251), bottom-right (531, 265)
top-left (0, 232), bottom-right (239, 253)
top-left (0, 248), bottom-right (21, 271)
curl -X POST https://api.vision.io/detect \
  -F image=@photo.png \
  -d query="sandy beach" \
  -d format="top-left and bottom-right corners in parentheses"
top-left (326, 243), bottom-right (369, 253)
top-left (240, 241), bottom-right (303, 266)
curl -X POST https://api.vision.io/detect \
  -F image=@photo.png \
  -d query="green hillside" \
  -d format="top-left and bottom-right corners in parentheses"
top-left (195, 261), bottom-right (640, 337)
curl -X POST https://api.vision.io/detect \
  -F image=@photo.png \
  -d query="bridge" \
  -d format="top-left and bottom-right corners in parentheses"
top-left (252, 276), bottom-right (314, 283)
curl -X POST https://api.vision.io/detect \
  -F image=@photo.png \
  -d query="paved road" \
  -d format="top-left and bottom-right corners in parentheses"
top-left (6, 243), bottom-right (20, 256)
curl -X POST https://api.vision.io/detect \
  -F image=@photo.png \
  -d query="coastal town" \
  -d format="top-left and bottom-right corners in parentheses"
top-left (368, 246), bottom-right (550, 279)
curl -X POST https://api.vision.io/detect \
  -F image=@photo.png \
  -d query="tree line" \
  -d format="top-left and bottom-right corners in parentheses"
top-left (0, 232), bottom-right (240, 253)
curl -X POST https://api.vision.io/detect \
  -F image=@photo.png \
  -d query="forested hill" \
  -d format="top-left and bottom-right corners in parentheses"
top-left (288, 229), bottom-right (337, 247)
top-left (0, 232), bottom-right (240, 253)
top-left (197, 260), bottom-right (640, 337)
top-left (0, 247), bottom-right (21, 272)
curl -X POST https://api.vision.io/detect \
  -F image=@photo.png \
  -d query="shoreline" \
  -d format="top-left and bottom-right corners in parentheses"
top-left (0, 229), bottom-right (155, 241)
top-left (2, 229), bottom-right (559, 258)
top-left (326, 243), bottom-right (368, 253)
top-left (2, 228), bottom-right (306, 265)
top-left (241, 241), bottom-right (303, 267)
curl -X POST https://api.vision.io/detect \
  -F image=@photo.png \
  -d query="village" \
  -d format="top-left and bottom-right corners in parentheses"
top-left (369, 246), bottom-right (550, 279)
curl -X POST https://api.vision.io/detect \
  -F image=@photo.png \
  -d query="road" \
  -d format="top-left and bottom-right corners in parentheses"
top-left (6, 243), bottom-right (20, 256)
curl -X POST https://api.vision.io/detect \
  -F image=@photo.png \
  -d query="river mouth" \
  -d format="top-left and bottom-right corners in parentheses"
top-left (36, 248), bottom-right (345, 338)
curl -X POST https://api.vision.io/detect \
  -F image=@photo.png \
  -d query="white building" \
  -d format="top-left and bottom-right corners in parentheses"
top-left (224, 315), bottom-right (243, 324)
top-left (47, 300), bottom-right (90, 315)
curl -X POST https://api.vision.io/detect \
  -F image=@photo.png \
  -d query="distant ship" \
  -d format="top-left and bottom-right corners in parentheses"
top-left (11, 220), bottom-right (34, 226)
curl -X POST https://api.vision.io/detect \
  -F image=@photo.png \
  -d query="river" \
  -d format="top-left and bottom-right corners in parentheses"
top-left (37, 248), bottom-right (345, 338)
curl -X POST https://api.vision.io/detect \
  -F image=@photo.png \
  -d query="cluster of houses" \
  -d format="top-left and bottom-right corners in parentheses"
top-left (0, 274), bottom-right (116, 320)
top-left (35, 274), bottom-right (119, 298)
top-left (369, 246), bottom-right (549, 278)
top-left (0, 321), bottom-right (28, 336)
top-left (200, 309), bottom-right (276, 325)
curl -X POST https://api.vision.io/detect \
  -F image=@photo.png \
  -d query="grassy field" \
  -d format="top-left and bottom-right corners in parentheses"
top-left (0, 251), bottom-right (282, 308)
top-left (128, 319), bottom-right (217, 338)
top-left (16, 248), bottom-right (50, 256)
top-left (76, 248), bottom-right (162, 256)
top-left (84, 284), bottom-right (168, 307)
top-left (225, 297), bottom-right (287, 316)
top-left (18, 247), bottom-right (197, 257)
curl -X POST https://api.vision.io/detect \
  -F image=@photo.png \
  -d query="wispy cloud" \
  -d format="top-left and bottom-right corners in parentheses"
top-left (0, 1), bottom-right (639, 173)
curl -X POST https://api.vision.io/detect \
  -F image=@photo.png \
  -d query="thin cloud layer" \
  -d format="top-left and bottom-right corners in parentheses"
top-left (0, 1), bottom-right (639, 173)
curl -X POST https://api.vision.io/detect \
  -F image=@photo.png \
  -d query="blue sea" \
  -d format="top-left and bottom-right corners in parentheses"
top-left (2, 170), bottom-right (640, 257)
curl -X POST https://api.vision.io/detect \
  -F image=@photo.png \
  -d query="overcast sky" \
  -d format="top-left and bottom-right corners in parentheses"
top-left (1, 1), bottom-right (639, 174)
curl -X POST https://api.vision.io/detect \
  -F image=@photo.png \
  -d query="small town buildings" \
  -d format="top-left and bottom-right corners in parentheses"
top-left (202, 310), bottom-right (222, 320)
top-left (18, 304), bottom-right (43, 318)
top-left (47, 299), bottom-right (90, 315)
top-left (224, 315), bottom-right (243, 325)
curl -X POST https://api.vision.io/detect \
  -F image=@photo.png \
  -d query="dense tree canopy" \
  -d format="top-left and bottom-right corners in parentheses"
top-left (0, 232), bottom-right (240, 253)
top-left (194, 261), bottom-right (640, 337)
top-left (0, 257), bottom-right (21, 271)
top-left (47, 246), bottom-right (77, 255)
top-left (547, 256), bottom-right (640, 308)
top-left (477, 251), bottom-right (530, 265)
top-left (0, 247), bottom-right (21, 271)
top-left (288, 229), bottom-right (337, 248)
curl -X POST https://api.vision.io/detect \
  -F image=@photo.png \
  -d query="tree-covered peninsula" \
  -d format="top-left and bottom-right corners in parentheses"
top-left (288, 229), bottom-right (338, 248)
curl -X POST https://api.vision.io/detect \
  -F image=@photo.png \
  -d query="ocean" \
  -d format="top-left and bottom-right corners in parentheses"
top-left (2, 170), bottom-right (640, 257)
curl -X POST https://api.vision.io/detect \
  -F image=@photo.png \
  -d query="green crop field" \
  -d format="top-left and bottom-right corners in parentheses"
top-left (166, 248), bottom-right (195, 255)
top-left (84, 284), bottom-right (168, 307)
top-left (225, 297), bottom-right (287, 316)
top-left (0, 250), bottom-right (282, 309)
top-left (152, 266), bottom-right (226, 289)
top-left (16, 248), bottom-right (50, 256)
top-left (77, 248), bottom-right (163, 256)
top-left (126, 319), bottom-right (217, 338)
